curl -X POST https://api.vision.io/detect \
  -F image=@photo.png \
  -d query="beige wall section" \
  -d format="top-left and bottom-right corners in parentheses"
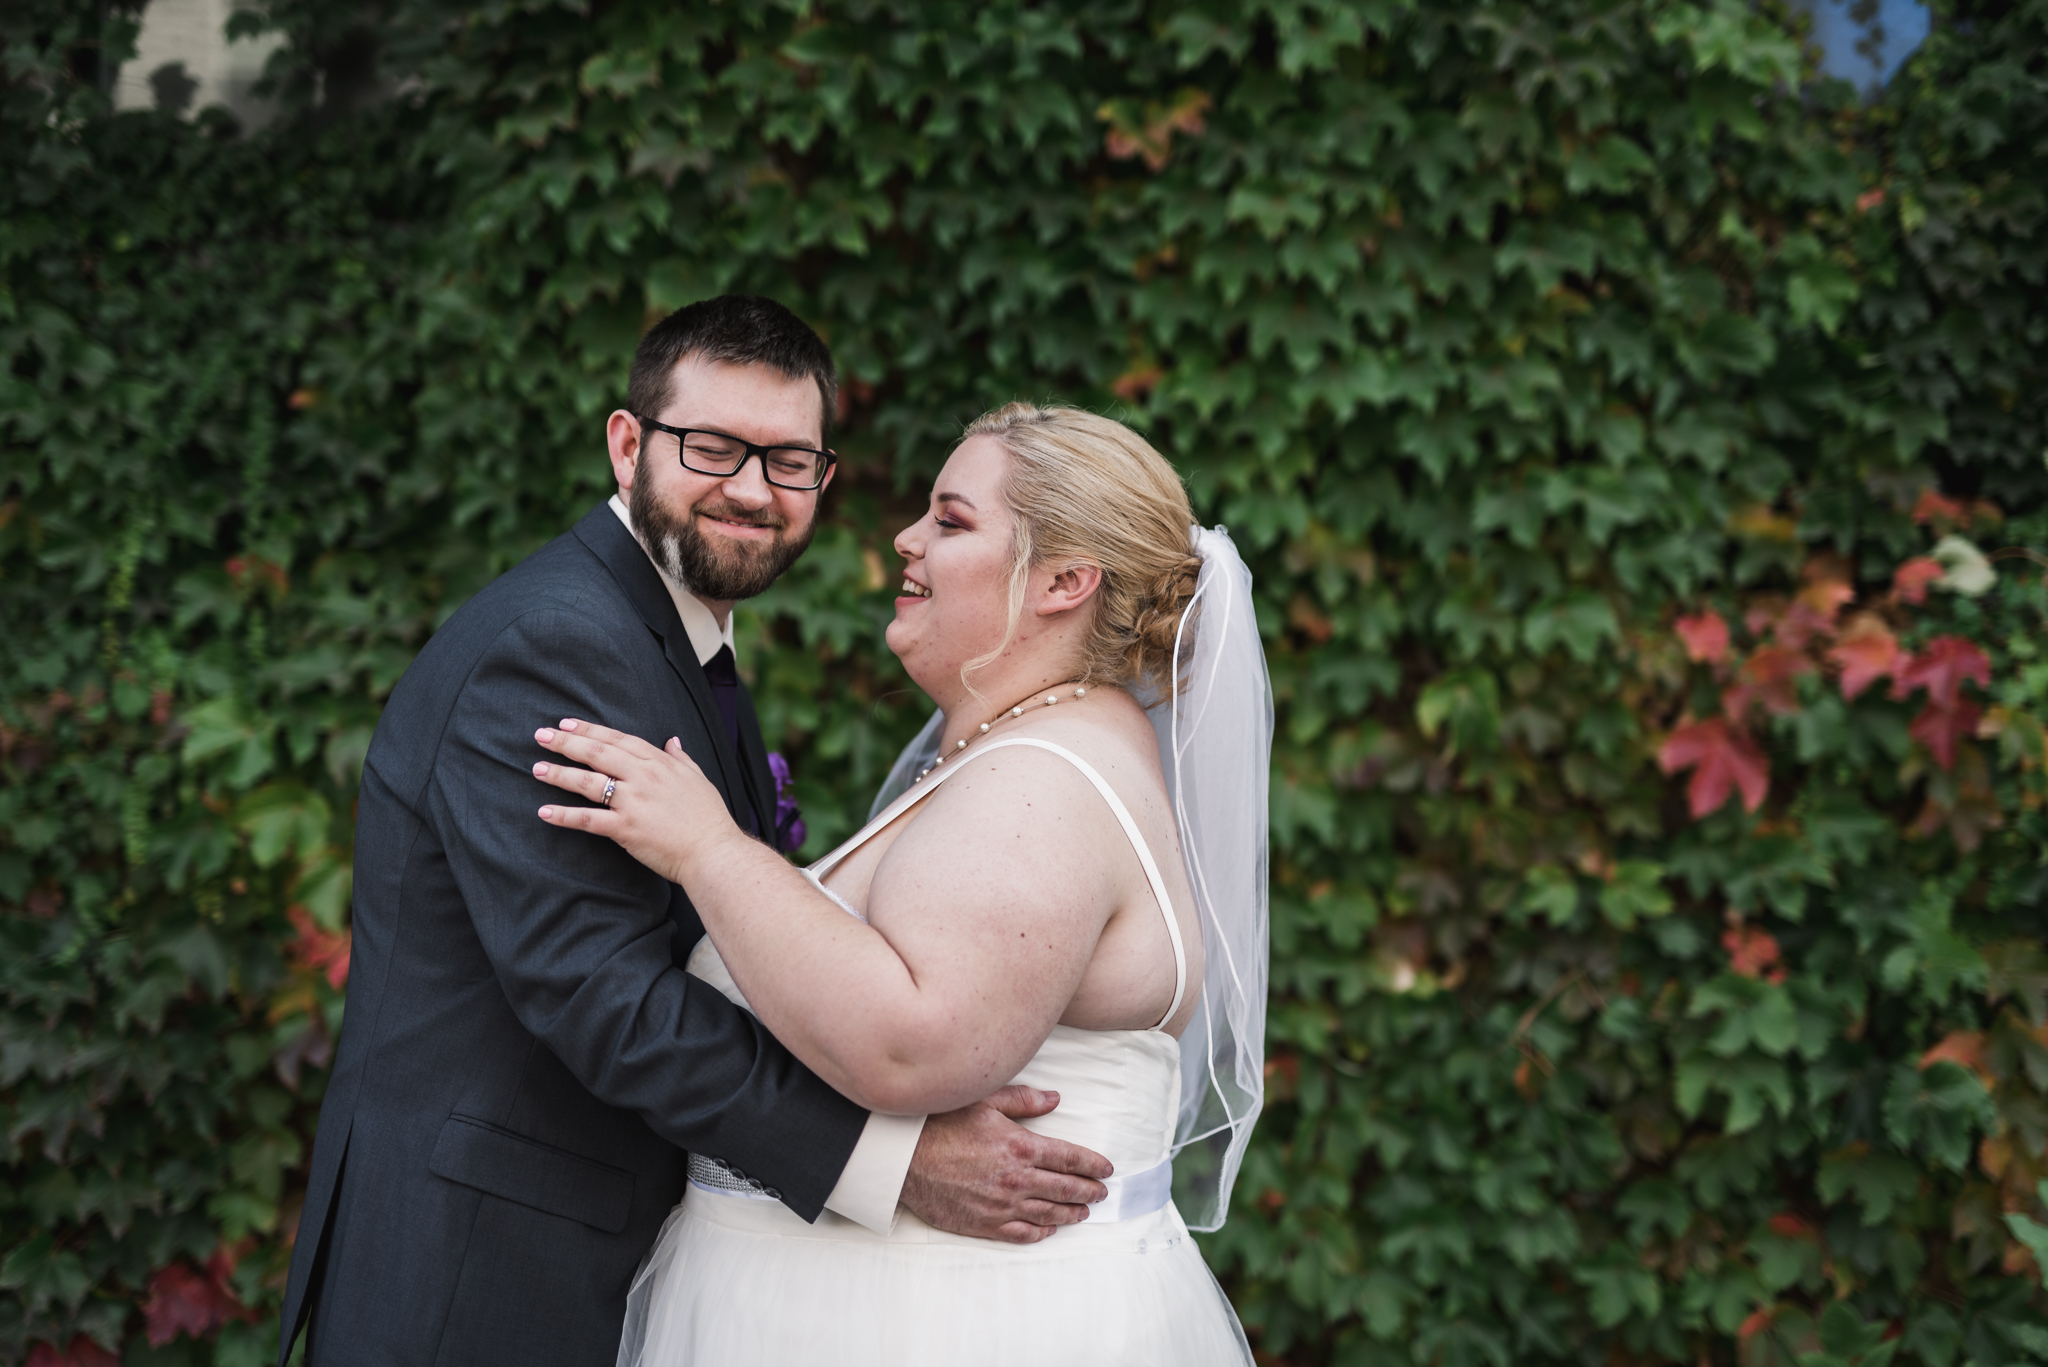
top-left (113, 0), bottom-right (283, 129)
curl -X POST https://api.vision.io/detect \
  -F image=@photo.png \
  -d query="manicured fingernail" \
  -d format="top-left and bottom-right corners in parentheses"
top-left (560, 719), bottom-right (579, 730)
top-left (539, 806), bottom-right (556, 819)
top-left (537, 728), bottom-right (555, 742)
top-left (533, 763), bottom-right (549, 777)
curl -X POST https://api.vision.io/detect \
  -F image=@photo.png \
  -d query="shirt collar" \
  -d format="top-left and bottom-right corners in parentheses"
top-left (609, 494), bottom-right (736, 667)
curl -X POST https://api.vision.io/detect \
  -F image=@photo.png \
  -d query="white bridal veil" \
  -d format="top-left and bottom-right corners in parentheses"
top-left (871, 525), bottom-right (1272, 1231)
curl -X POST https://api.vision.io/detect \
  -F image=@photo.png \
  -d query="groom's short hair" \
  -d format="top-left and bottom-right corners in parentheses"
top-left (628, 295), bottom-right (839, 443)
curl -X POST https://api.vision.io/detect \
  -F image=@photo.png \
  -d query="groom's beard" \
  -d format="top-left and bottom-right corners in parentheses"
top-left (632, 477), bottom-right (816, 602)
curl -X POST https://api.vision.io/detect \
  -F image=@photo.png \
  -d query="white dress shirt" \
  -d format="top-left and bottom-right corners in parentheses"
top-left (608, 494), bottom-right (925, 1233)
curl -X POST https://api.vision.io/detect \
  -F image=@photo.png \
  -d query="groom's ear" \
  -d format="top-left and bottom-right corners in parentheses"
top-left (1037, 562), bottom-right (1102, 617)
top-left (606, 410), bottom-right (643, 493)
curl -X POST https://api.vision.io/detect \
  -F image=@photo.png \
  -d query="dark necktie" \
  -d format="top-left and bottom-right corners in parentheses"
top-left (700, 645), bottom-right (757, 834)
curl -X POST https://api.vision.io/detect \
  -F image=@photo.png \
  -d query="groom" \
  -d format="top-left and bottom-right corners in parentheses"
top-left (279, 296), bottom-right (1113, 1366)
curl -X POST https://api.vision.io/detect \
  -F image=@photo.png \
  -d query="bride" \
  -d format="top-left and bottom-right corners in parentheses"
top-left (531, 403), bottom-right (1269, 1365)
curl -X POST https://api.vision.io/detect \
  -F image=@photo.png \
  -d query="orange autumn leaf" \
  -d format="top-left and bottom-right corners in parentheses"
top-left (1893, 556), bottom-right (1944, 604)
top-left (1724, 924), bottom-right (1784, 980)
top-left (1767, 1212), bottom-right (1817, 1239)
top-left (1919, 1030), bottom-right (1992, 1086)
top-left (1660, 717), bottom-right (1770, 818)
top-left (1728, 644), bottom-right (1813, 718)
top-left (1675, 609), bottom-right (1731, 664)
top-left (1828, 617), bottom-right (1901, 700)
top-left (1111, 362), bottom-right (1163, 402)
top-left (1796, 575), bottom-right (1855, 620)
top-left (1738, 1308), bottom-right (1775, 1343)
top-left (1101, 89), bottom-right (1211, 170)
top-left (1731, 505), bottom-right (1799, 540)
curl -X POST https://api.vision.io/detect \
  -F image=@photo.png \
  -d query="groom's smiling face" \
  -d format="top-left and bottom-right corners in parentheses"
top-left (607, 354), bottom-right (834, 610)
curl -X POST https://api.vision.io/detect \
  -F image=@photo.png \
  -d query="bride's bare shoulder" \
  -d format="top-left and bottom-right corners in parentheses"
top-left (1059, 685), bottom-right (1168, 780)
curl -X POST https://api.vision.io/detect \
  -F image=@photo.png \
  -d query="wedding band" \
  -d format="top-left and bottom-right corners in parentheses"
top-left (601, 778), bottom-right (617, 807)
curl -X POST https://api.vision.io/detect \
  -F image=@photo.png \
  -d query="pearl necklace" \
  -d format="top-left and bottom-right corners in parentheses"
top-left (915, 683), bottom-right (1089, 783)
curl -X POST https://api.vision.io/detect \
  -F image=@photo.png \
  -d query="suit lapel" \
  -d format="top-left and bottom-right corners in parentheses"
top-left (571, 503), bottom-right (750, 826)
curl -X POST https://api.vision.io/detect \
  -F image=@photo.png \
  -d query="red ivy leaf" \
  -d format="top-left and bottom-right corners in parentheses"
top-left (288, 906), bottom-right (351, 989)
top-left (1893, 556), bottom-right (1944, 604)
top-left (1912, 488), bottom-right (1967, 525)
top-left (1773, 600), bottom-right (1838, 650)
top-left (1767, 1211), bottom-right (1817, 1239)
top-left (142, 1252), bottom-right (254, 1348)
top-left (1827, 617), bottom-right (1901, 701)
top-left (1724, 924), bottom-right (1784, 980)
top-left (26, 1339), bottom-right (119, 1367)
top-left (1675, 609), bottom-right (1731, 664)
top-left (1738, 1309), bottom-right (1775, 1343)
top-left (1920, 1030), bottom-right (1991, 1085)
top-left (1909, 699), bottom-right (1984, 770)
top-left (1726, 644), bottom-right (1813, 718)
top-left (1660, 718), bottom-right (1770, 818)
top-left (1894, 635), bottom-right (1992, 710)
top-left (144, 1266), bottom-right (230, 1347)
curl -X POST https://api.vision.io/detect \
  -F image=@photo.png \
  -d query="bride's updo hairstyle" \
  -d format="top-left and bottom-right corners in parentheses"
top-left (959, 403), bottom-right (1201, 694)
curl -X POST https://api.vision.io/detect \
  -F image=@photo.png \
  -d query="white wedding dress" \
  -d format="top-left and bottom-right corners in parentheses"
top-left (619, 737), bottom-right (1254, 1366)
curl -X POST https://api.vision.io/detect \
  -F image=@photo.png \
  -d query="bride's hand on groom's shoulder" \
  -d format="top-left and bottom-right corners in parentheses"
top-left (532, 719), bottom-right (748, 883)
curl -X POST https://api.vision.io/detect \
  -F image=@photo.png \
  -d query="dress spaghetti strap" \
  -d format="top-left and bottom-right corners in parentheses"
top-left (806, 736), bottom-right (1188, 1029)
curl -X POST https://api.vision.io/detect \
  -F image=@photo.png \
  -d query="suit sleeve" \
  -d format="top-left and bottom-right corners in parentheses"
top-left (429, 605), bottom-right (868, 1220)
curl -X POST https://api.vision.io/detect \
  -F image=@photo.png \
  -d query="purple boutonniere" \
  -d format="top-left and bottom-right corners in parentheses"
top-left (768, 751), bottom-right (806, 854)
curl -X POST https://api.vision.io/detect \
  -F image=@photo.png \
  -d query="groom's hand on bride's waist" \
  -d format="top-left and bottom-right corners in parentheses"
top-left (898, 1085), bottom-right (1113, 1244)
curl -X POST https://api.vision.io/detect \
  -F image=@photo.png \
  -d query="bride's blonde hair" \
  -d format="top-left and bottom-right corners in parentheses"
top-left (958, 403), bottom-right (1200, 695)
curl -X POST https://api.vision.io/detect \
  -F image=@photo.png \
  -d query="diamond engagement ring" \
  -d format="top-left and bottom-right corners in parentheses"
top-left (601, 778), bottom-right (617, 807)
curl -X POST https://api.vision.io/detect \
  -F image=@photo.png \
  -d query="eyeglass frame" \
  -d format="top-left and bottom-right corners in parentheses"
top-left (633, 414), bottom-right (838, 491)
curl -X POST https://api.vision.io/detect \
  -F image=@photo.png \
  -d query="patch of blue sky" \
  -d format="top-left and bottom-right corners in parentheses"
top-left (1792, 0), bottom-right (1933, 91)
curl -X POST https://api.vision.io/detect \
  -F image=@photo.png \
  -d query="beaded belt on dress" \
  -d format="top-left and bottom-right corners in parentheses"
top-left (687, 1153), bottom-right (1174, 1223)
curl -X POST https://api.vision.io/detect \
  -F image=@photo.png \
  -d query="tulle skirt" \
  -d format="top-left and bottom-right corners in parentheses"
top-left (620, 1190), bottom-right (1253, 1366)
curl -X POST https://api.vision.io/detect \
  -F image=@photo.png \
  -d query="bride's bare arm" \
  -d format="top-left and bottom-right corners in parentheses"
top-left (531, 719), bottom-right (1121, 1115)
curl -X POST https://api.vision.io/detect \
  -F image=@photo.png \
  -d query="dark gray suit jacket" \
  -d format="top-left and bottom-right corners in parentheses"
top-left (278, 503), bottom-right (868, 1366)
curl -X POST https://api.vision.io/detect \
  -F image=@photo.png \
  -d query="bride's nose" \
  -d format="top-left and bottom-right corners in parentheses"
top-left (893, 518), bottom-right (925, 562)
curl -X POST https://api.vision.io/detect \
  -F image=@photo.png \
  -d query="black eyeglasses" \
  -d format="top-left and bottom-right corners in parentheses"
top-left (634, 415), bottom-right (836, 491)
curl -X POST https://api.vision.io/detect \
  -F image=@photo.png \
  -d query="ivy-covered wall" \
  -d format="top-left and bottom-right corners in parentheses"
top-left (4, 1), bottom-right (2048, 1364)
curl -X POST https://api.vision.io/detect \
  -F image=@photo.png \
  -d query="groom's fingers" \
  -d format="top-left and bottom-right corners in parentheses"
top-left (1014, 1163), bottom-right (1109, 1208)
top-left (981, 1083), bottom-right (1059, 1121)
top-left (994, 1220), bottom-right (1062, 1244)
top-left (1008, 1199), bottom-right (1093, 1227)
